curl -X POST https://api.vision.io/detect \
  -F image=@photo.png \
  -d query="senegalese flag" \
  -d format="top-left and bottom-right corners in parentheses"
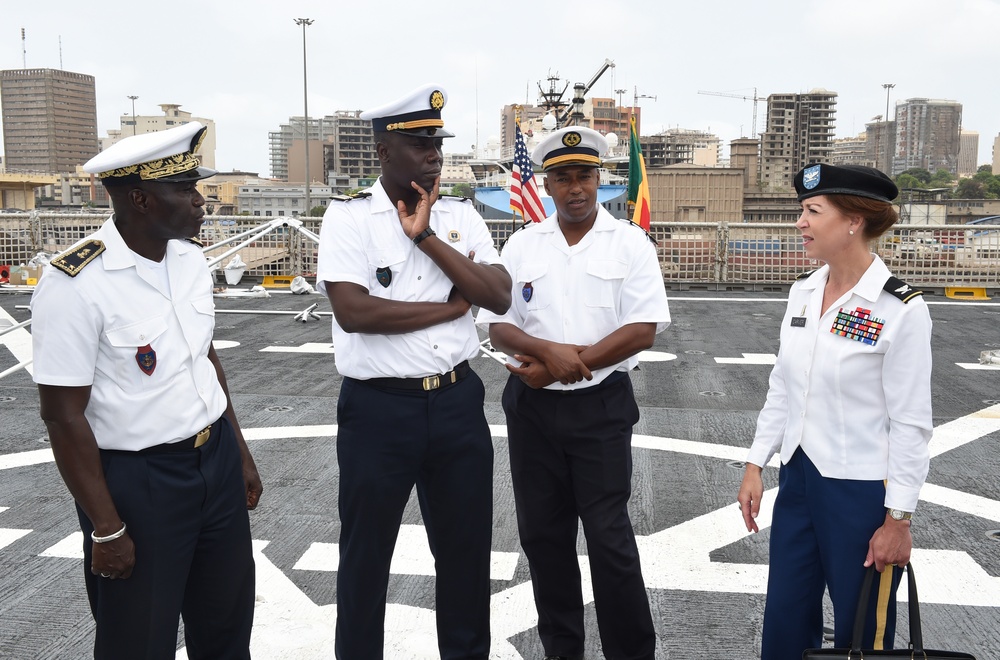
top-left (627, 116), bottom-right (651, 232)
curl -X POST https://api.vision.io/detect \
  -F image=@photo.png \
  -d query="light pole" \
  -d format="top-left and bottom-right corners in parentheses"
top-left (127, 95), bottom-right (138, 135)
top-left (881, 83), bottom-right (895, 172)
top-left (294, 18), bottom-right (314, 217)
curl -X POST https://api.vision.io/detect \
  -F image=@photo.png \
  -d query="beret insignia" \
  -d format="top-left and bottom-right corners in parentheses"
top-left (51, 240), bottom-right (106, 277)
top-left (562, 131), bottom-right (582, 147)
top-left (429, 90), bottom-right (445, 111)
top-left (802, 164), bottom-right (821, 190)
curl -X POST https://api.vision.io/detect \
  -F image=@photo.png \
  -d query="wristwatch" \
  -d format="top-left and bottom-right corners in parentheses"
top-left (413, 227), bottom-right (436, 245)
top-left (887, 508), bottom-right (912, 521)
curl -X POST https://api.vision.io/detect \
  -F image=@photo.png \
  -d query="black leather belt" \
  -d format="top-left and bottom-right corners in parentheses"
top-left (136, 424), bottom-right (214, 454)
top-left (365, 361), bottom-right (471, 391)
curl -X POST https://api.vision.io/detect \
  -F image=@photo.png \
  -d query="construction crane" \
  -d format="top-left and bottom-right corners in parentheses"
top-left (633, 87), bottom-right (656, 108)
top-left (698, 88), bottom-right (767, 137)
top-left (556, 58), bottom-right (616, 126)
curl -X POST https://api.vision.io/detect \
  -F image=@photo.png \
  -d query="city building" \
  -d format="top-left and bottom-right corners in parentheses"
top-left (994, 133), bottom-right (1000, 175)
top-left (0, 68), bottom-right (99, 174)
top-left (729, 138), bottom-right (760, 189)
top-left (200, 171), bottom-right (266, 215)
top-left (759, 89), bottom-right (838, 192)
top-left (958, 130), bottom-right (979, 177)
top-left (236, 182), bottom-right (334, 217)
top-left (891, 98), bottom-right (962, 176)
top-left (269, 112), bottom-right (379, 189)
top-left (442, 153), bottom-right (475, 185)
top-left (646, 165), bottom-right (743, 224)
top-left (1, 172), bottom-right (59, 209)
top-left (830, 133), bottom-right (869, 167)
top-left (102, 103), bottom-right (216, 169)
top-left (641, 129), bottom-right (721, 168)
top-left (865, 119), bottom-right (895, 173)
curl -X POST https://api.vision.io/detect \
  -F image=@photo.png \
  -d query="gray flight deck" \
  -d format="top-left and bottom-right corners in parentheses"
top-left (0, 289), bottom-right (997, 659)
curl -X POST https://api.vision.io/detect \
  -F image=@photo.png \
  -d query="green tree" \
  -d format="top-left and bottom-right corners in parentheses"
top-left (309, 205), bottom-right (327, 217)
top-left (954, 178), bottom-right (987, 199)
top-left (928, 168), bottom-right (955, 188)
top-left (895, 173), bottom-right (925, 191)
top-left (899, 168), bottom-right (932, 184)
top-left (450, 182), bottom-right (473, 198)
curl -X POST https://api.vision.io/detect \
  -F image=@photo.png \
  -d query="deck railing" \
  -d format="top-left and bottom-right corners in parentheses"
top-left (2, 213), bottom-right (998, 291)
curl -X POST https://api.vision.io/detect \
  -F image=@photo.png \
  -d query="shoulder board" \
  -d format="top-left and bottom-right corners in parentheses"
top-left (498, 220), bottom-right (533, 254)
top-left (622, 218), bottom-right (658, 246)
top-left (796, 269), bottom-right (817, 280)
top-left (439, 193), bottom-right (472, 203)
top-left (883, 276), bottom-right (923, 303)
top-left (332, 191), bottom-right (372, 202)
top-left (50, 240), bottom-right (106, 277)
top-left (185, 236), bottom-right (204, 248)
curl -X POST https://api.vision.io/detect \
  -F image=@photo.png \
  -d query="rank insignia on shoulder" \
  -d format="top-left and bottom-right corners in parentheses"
top-left (51, 240), bottom-right (106, 277)
top-left (185, 236), bottom-right (204, 247)
top-left (333, 191), bottom-right (372, 202)
top-left (883, 276), bottom-right (923, 303)
top-left (796, 269), bottom-right (817, 280)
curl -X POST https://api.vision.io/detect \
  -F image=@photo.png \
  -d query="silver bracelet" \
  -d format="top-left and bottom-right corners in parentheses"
top-left (91, 522), bottom-right (127, 544)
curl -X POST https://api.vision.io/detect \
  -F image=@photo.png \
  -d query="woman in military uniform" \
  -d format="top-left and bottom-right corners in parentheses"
top-left (737, 163), bottom-right (933, 659)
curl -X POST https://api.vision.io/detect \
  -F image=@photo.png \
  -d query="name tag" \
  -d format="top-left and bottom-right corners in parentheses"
top-left (790, 317), bottom-right (807, 327)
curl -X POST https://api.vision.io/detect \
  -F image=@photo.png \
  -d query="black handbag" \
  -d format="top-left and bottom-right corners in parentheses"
top-left (803, 563), bottom-right (976, 659)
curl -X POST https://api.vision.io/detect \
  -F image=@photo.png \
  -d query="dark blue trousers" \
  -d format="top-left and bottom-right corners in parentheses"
top-left (335, 372), bottom-right (494, 660)
top-left (80, 416), bottom-right (255, 660)
top-left (503, 372), bottom-right (655, 660)
top-left (762, 448), bottom-right (903, 660)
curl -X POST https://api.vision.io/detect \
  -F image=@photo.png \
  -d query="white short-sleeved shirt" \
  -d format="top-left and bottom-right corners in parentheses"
top-left (476, 206), bottom-right (671, 391)
top-left (30, 217), bottom-right (227, 451)
top-left (746, 255), bottom-right (933, 511)
top-left (316, 178), bottom-right (503, 379)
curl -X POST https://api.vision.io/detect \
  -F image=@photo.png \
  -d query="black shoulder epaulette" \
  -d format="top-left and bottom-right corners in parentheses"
top-left (186, 236), bottom-right (204, 247)
top-left (439, 193), bottom-right (472, 203)
top-left (50, 240), bottom-right (105, 277)
top-left (621, 218), bottom-right (658, 246)
top-left (498, 220), bottom-right (533, 254)
top-left (796, 269), bottom-right (817, 280)
top-left (883, 276), bottom-right (923, 303)
top-left (332, 191), bottom-right (372, 202)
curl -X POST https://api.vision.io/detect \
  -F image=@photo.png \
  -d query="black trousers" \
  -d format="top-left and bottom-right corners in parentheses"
top-left (80, 416), bottom-right (255, 660)
top-left (503, 373), bottom-right (655, 660)
top-left (335, 371), bottom-right (494, 660)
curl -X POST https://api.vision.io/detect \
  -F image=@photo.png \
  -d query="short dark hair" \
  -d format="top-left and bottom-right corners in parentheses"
top-left (823, 194), bottom-right (898, 240)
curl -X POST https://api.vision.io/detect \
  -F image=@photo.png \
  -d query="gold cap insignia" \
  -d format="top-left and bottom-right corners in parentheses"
top-left (562, 132), bottom-right (582, 147)
top-left (430, 90), bottom-right (445, 111)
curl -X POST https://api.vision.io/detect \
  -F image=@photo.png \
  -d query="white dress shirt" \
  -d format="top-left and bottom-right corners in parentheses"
top-left (31, 217), bottom-right (227, 451)
top-left (476, 206), bottom-right (670, 391)
top-left (316, 178), bottom-right (503, 379)
top-left (746, 255), bottom-right (933, 511)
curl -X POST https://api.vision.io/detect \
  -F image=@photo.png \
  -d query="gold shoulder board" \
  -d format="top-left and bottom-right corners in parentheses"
top-left (50, 240), bottom-right (106, 277)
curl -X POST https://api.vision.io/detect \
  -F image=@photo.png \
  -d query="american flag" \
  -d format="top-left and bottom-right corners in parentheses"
top-left (510, 122), bottom-right (547, 223)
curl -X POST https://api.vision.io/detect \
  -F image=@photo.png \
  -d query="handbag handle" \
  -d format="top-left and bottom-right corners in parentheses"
top-left (849, 562), bottom-right (924, 653)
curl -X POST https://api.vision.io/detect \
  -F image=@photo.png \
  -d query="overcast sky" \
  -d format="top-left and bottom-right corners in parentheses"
top-left (3, 0), bottom-right (997, 177)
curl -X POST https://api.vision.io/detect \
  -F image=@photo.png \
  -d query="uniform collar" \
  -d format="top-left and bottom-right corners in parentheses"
top-left (99, 215), bottom-right (198, 271)
top-left (369, 176), bottom-right (454, 216)
top-left (798, 254), bottom-right (890, 303)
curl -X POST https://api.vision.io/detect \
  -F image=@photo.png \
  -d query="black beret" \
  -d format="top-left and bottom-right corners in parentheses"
top-left (794, 163), bottom-right (898, 203)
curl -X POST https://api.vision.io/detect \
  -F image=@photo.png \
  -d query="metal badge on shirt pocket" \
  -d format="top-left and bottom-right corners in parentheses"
top-left (830, 307), bottom-right (885, 346)
top-left (135, 344), bottom-right (157, 375)
top-left (375, 267), bottom-right (392, 288)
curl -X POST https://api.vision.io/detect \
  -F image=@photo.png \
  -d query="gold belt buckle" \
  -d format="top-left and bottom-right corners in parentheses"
top-left (193, 425), bottom-right (212, 448)
top-left (422, 375), bottom-right (441, 391)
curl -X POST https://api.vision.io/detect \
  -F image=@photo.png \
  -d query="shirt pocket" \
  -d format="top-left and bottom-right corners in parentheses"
top-left (104, 316), bottom-right (169, 389)
top-left (186, 294), bottom-right (216, 356)
top-left (584, 259), bottom-right (627, 309)
top-left (516, 262), bottom-right (550, 312)
top-left (367, 249), bottom-right (407, 296)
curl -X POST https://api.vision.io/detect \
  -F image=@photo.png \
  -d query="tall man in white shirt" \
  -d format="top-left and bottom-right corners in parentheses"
top-left (31, 122), bottom-right (262, 659)
top-left (316, 84), bottom-right (511, 659)
top-left (478, 127), bottom-right (670, 660)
